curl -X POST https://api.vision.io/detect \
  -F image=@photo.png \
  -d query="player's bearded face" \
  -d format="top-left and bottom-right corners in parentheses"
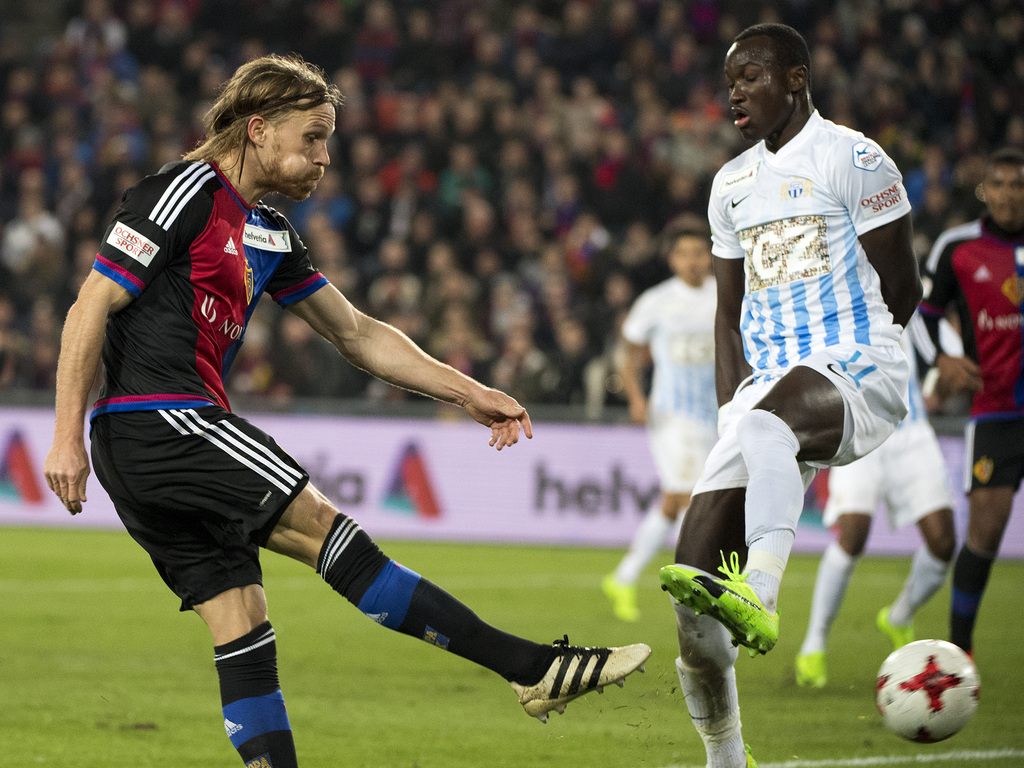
top-left (257, 104), bottom-right (336, 201)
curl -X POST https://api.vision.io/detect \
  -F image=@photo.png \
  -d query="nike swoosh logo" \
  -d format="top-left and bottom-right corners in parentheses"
top-left (826, 363), bottom-right (852, 382)
top-left (731, 195), bottom-right (750, 208)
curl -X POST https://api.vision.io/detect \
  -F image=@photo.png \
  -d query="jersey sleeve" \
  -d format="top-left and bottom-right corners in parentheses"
top-left (262, 212), bottom-right (329, 306)
top-left (708, 170), bottom-right (745, 261)
top-left (621, 290), bottom-right (655, 345)
top-left (94, 169), bottom-right (212, 297)
top-left (916, 235), bottom-right (961, 359)
top-left (830, 138), bottom-right (911, 236)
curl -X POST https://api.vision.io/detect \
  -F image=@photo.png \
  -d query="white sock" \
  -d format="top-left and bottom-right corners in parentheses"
top-left (800, 542), bottom-right (857, 655)
top-left (737, 409), bottom-right (803, 612)
top-left (614, 504), bottom-right (674, 585)
top-left (675, 605), bottom-right (744, 768)
top-left (888, 545), bottom-right (951, 626)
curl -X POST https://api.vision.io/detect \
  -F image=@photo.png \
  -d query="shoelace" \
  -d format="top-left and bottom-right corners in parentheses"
top-left (551, 634), bottom-right (590, 654)
top-left (716, 550), bottom-right (748, 583)
top-left (549, 635), bottom-right (610, 695)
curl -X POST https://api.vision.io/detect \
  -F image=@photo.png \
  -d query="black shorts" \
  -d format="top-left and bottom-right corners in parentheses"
top-left (90, 406), bottom-right (309, 610)
top-left (964, 416), bottom-right (1024, 493)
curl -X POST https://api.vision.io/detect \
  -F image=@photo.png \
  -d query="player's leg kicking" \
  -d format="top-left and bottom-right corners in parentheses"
top-left (267, 484), bottom-right (651, 725)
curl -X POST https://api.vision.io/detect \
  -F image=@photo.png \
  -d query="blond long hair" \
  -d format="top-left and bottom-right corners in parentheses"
top-left (184, 54), bottom-right (343, 167)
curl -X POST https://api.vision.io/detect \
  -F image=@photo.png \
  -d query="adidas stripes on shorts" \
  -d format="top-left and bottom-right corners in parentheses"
top-left (90, 406), bottom-right (309, 610)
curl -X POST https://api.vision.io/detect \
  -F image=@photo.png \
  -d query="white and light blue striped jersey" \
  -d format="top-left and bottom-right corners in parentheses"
top-left (708, 111), bottom-right (911, 377)
top-left (622, 275), bottom-right (717, 425)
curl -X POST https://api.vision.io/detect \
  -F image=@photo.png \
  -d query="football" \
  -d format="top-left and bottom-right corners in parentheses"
top-left (875, 639), bottom-right (980, 743)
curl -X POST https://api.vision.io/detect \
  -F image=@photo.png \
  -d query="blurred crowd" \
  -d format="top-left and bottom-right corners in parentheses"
top-left (1, 0), bottom-right (1022, 411)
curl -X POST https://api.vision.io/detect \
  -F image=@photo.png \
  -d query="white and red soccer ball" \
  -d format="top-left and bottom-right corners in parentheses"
top-left (876, 639), bottom-right (980, 743)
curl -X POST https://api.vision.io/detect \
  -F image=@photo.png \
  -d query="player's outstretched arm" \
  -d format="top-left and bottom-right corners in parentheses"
top-left (859, 213), bottom-right (922, 329)
top-left (289, 284), bottom-right (532, 449)
top-left (44, 271), bottom-right (133, 514)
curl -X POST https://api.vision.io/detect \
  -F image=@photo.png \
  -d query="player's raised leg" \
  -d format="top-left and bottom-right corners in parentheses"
top-left (267, 483), bottom-right (651, 722)
top-left (736, 368), bottom-right (845, 641)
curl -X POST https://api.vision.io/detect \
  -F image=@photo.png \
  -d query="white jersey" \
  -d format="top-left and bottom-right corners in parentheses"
top-left (622, 275), bottom-right (717, 426)
top-left (708, 111), bottom-right (911, 378)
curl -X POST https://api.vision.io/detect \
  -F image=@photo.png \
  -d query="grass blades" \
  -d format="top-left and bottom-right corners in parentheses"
top-left (1, 527), bottom-right (1022, 768)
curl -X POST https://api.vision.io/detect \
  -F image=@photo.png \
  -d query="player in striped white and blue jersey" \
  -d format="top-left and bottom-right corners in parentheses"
top-left (657, 24), bottom-right (922, 768)
top-left (602, 223), bottom-right (718, 622)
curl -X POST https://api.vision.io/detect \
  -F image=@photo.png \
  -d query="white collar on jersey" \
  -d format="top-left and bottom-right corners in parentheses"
top-left (760, 110), bottom-right (824, 164)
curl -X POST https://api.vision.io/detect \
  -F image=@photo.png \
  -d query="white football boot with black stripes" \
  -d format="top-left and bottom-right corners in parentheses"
top-left (510, 635), bottom-right (651, 722)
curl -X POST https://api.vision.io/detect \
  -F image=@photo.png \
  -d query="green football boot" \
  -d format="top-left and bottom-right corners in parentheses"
top-left (660, 551), bottom-right (779, 656)
top-left (795, 650), bottom-right (827, 688)
top-left (877, 605), bottom-right (915, 650)
top-left (602, 574), bottom-right (640, 622)
top-left (745, 743), bottom-right (759, 767)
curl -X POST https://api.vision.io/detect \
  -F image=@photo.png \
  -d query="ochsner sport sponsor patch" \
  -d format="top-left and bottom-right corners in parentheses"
top-left (106, 221), bottom-right (159, 266)
top-left (243, 224), bottom-right (291, 252)
top-left (860, 181), bottom-right (906, 218)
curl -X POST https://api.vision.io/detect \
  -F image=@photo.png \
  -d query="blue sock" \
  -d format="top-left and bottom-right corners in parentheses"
top-left (214, 622), bottom-right (296, 768)
top-left (950, 545), bottom-right (994, 652)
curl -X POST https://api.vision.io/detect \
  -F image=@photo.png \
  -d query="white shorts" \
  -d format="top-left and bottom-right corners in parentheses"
top-left (647, 413), bottom-right (716, 493)
top-left (692, 343), bottom-right (910, 496)
top-left (823, 419), bottom-right (954, 528)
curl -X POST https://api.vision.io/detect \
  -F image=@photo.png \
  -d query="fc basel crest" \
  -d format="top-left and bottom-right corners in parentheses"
top-left (973, 456), bottom-right (994, 485)
top-left (244, 258), bottom-right (254, 303)
top-left (1001, 275), bottom-right (1024, 307)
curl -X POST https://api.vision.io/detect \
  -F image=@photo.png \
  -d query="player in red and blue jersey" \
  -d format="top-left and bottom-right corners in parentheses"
top-left (916, 147), bottom-right (1024, 657)
top-left (43, 54), bottom-right (649, 767)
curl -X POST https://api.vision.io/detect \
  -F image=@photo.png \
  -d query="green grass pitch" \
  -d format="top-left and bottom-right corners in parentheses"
top-left (1, 527), bottom-right (1022, 767)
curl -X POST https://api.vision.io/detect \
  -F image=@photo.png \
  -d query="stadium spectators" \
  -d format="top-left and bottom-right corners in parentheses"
top-left (1, 0), bottom-right (1022, 409)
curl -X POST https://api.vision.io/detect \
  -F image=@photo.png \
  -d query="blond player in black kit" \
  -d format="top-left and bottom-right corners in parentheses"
top-left (43, 54), bottom-right (649, 768)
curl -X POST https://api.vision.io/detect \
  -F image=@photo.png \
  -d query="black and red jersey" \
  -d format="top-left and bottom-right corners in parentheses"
top-left (91, 161), bottom-right (328, 418)
top-left (918, 216), bottom-right (1024, 419)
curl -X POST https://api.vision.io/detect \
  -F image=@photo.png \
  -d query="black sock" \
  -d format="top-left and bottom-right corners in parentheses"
top-left (214, 622), bottom-right (297, 768)
top-left (398, 577), bottom-right (555, 684)
top-left (317, 515), bottom-right (553, 684)
top-left (950, 545), bottom-right (995, 652)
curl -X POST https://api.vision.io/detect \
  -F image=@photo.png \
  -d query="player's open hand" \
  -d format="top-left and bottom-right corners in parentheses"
top-left (43, 441), bottom-right (90, 515)
top-left (463, 386), bottom-right (534, 451)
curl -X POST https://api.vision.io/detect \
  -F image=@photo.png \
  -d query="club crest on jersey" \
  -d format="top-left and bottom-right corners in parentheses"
top-left (720, 162), bottom-right (760, 194)
top-left (852, 141), bottom-right (883, 171)
top-left (781, 177), bottom-right (813, 201)
top-left (243, 224), bottom-right (291, 252)
top-left (244, 258), bottom-right (254, 303)
top-left (1001, 276), bottom-right (1023, 306)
